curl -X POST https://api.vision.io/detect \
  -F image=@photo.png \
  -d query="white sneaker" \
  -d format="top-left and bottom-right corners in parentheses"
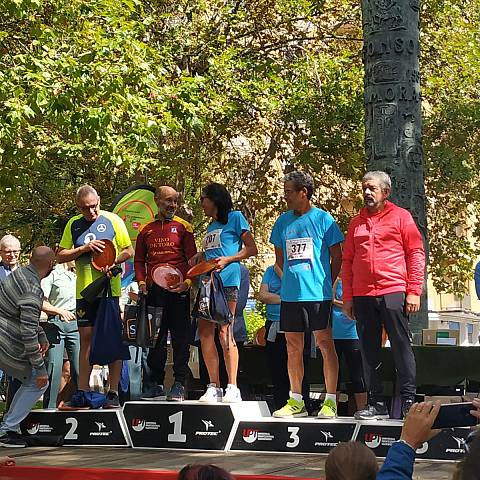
top-left (199, 384), bottom-right (223, 403)
top-left (223, 384), bottom-right (242, 403)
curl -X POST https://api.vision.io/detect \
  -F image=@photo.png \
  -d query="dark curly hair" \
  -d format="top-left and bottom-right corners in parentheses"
top-left (178, 464), bottom-right (234, 480)
top-left (201, 183), bottom-right (233, 225)
top-left (283, 171), bottom-right (314, 200)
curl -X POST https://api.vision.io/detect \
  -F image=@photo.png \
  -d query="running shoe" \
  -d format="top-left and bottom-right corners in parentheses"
top-left (273, 398), bottom-right (308, 418)
top-left (317, 399), bottom-right (337, 419)
top-left (199, 383), bottom-right (223, 403)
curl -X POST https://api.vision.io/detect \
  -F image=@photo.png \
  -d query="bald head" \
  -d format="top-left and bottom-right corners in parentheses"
top-left (30, 246), bottom-right (56, 279)
top-left (155, 186), bottom-right (178, 220)
top-left (156, 186), bottom-right (177, 198)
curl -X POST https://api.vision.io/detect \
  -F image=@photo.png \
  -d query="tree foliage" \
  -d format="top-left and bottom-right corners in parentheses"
top-left (0, 0), bottom-right (479, 294)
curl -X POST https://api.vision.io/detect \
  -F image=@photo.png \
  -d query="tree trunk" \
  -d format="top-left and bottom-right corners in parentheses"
top-left (362, 0), bottom-right (428, 337)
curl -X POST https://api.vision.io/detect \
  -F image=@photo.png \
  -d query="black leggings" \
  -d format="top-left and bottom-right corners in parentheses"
top-left (334, 339), bottom-right (366, 394)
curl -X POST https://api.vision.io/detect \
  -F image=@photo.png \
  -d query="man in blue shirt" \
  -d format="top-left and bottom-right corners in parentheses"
top-left (270, 171), bottom-right (343, 418)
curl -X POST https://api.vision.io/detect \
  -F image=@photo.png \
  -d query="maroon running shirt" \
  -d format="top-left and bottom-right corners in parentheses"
top-left (134, 216), bottom-right (197, 284)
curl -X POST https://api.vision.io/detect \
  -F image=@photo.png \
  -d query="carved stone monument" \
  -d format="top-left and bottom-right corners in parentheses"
top-left (362, 0), bottom-right (428, 334)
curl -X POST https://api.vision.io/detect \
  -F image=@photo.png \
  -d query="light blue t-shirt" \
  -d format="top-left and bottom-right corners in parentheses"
top-left (332, 280), bottom-right (358, 340)
top-left (270, 207), bottom-right (344, 302)
top-left (203, 210), bottom-right (250, 288)
top-left (262, 266), bottom-right (281, 322)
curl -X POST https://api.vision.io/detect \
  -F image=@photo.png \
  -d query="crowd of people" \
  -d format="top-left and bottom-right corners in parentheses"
top-left (0, 169), bottom-right (478, 466)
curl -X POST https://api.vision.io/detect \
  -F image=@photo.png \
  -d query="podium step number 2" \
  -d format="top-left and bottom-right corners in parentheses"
top-left (21, 409), bottom-right (130, 447)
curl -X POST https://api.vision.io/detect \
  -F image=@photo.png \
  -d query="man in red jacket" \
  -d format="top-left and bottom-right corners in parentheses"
top-left (134, 186), bottom-right (197, 402)
top-left (342, 171), bottom-right (425, 420)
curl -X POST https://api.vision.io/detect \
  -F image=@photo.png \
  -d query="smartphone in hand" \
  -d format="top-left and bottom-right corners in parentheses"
top-left (431, 402), bottom-right (477, 429)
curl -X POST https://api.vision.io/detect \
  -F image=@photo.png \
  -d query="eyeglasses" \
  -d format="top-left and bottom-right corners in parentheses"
top-left (1, 250), bottom-right (21, 256)
top-left (78, 201), bottom-right (99, 212)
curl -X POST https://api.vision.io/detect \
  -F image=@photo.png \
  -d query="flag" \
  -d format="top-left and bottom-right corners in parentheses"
top-left (111, 185), bottom-right (158, 286)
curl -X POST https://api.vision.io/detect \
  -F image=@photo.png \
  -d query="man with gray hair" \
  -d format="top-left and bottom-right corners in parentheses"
top-left (342, 171), bottom-right (425, 420)
top-left (57, 185), bottom-right (134, 408)
top-left (0, 235), bottom-right (22, 282)
top-left (0, 246), bottom-right (55, 447)
top-left (270, 171), bottom-right (343, 418)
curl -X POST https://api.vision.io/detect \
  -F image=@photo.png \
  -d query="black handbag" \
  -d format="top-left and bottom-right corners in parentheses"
top-left (122, 293), bottom-right (162, 348)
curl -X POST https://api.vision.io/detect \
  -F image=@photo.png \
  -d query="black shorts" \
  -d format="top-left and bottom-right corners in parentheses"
top-left (76, 297), bottom-right (119, 328)
top-left (280, 300), bottom-right (332, 332)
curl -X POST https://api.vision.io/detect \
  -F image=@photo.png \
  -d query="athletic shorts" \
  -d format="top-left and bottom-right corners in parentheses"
top-left (76, 297), bottom-right (119, 328)
top-left (280, 300), bottom-right (332, 332)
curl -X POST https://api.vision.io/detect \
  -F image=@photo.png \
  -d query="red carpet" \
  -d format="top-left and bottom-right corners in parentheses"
top-left (0, 466), bottom-right (312, 480)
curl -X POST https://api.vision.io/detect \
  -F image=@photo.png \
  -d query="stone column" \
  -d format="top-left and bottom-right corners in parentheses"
top-left (362, 0), bottom-right (428, 335)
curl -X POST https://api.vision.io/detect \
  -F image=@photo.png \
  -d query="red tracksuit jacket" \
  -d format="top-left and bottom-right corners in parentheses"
top-left (342, 201), bottom-right (425, 301)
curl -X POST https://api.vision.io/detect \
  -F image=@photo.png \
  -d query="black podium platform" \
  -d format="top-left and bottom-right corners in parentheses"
top-left (21, 409), bottom-right (130, 447)
top-left (356, 419), bottom-right (472, 461)
top-left (21, 402), bottom-right (474, 461)
top-left (123, 400), bottom-right (271, 451)
top-left (230, 417), bottom-right (357, 454)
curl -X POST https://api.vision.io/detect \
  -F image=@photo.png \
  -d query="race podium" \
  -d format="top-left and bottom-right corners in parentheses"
top-left (230, 417), bottom-right (357, 454)
top-left (123, 400), bottom-right (270, 451)
top-left (356, 419), bottom-right (472, 461)
top-left (20, 404), bottom-right (474, 460)
top-left (20, 409), bottom-right (130, 447)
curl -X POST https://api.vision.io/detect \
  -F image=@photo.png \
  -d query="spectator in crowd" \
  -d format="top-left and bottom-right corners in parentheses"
top-left (332, 274), bottom-right (367, 412)
top-left (41, 260), bottom-right (80, 408)
top-left (135, 186), bottom-right (197, 402)
top-left (0, 235), bottom-right (22, 411)
top-left (57, 185), bottom-right (134, 408)
top-left (325, 441), bottom-right (378, 480)
top-left (192, 183), bottom-right (257, 403)
top-left (270, 171), bottom-right (343, 418)
top-left (258, 264), bottom-right (311, 412)
top-left (0, 235), bottom-right (21, 282)
top-left (0, 247), bottom-right (55, 447)
top-left (451, 429), bottom-right (480, 480)
top-left (342, 171), bottom-right (425, 420)
top-left (326, 401), bottom-right (441, 480)
top-left (376, 401), bottom-right (440, 479)
top-left (178, 464), bottom-right (234, 480)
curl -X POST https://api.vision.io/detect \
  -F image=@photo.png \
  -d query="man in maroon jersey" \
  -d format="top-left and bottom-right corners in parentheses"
top-left (134, 186), bottom-right (197, 402)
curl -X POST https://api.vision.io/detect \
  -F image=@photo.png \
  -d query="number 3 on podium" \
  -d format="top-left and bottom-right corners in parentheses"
top-left (286, 426), bottom-right (300, 448)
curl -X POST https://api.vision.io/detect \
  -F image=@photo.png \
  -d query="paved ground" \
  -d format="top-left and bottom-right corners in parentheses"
top-left (9, 447), bottom-right (457, 479)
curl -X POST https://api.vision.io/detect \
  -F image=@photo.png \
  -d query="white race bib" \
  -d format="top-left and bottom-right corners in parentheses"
top-left (286, 237), bottom-right (313, 261)
top-left (203, 229), bottom-right (222, 250)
